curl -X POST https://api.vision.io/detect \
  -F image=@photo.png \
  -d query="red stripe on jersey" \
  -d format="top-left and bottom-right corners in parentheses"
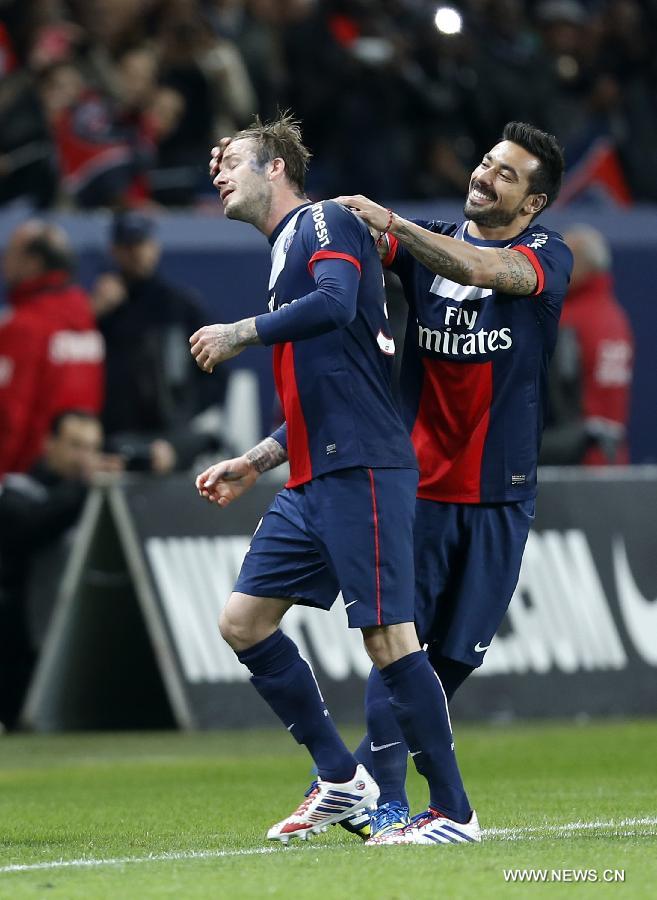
top-left (411, 358), bottom-right (493, 503)
top-left (382, 234), bottom-right (399, 268)
top-left (307, 250), bottom-right (362, 275)
top-left (512, 244), bottom-right (545, 296)
top-left (273, 342), bottom-right (313, 487)
top-left (367, 468), bottom-right (383, 625)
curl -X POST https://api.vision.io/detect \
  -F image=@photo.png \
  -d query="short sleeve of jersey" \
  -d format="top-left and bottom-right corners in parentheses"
top-left (385, 219), bottom-right (459, 283)
top-left (511, 229), bottom-right (573, 300)
top-left (301, 201), bottom-right (366, 276)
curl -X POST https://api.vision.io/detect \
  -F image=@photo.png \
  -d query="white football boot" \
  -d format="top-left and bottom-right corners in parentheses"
top-left (267, 764), bottom-right (379, 843)
top-left (367, 808), bottom-right (481, 845)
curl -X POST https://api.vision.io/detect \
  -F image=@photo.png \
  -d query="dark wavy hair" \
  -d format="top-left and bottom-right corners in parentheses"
top-left (502, 121), bottom-right (565, 210)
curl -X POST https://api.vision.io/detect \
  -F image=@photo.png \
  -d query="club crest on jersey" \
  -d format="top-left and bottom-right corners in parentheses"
top-left (528, 232), bottom-right (548, 250)
top-left (284, 229), bottom-right (296, 253)
top-left (310, 202), bottom-right (331, 248)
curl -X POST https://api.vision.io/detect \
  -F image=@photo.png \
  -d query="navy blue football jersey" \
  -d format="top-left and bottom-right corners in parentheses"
top-left (385, 219), bottom-right (573, 503)
top-left (256, 201), bottom-right (417, 487)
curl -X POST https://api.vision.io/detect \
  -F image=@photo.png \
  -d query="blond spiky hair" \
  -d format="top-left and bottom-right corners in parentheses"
top-left (232, 111), bottom-right (312, 195)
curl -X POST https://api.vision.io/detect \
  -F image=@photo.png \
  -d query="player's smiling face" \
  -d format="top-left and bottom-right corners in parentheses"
top-left (216, 138), bottom-right (272, 225)
top-left (464, 140), bottom-right (543, 229)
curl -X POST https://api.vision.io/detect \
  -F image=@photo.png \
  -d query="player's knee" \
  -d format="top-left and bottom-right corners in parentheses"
top-left (218, 597), bottom-right (255, 650)
top-left (361, 622), bottom-right (420, 670)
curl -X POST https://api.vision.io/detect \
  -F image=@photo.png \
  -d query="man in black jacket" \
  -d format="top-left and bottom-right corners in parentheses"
top-left (92, 212), bottom-right (226, 473)
top-left (0, 409), bottom-right (110, 730)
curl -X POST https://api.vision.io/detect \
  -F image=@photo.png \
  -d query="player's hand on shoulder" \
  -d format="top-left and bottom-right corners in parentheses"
top-left (210, 137), bottom-right (233, 185)
top-left (333, 194), bottom-right (390, 232)
top-left (195, 455), bottom-right (259, 507)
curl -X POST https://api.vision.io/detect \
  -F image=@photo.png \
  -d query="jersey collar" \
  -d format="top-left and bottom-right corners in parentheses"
top-left (268, 203), bottom-right (312, 247)
top-left (461, 221), bottom-right (535, 248)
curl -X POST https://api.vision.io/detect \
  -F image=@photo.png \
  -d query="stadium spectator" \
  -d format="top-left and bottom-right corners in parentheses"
top-left (0, 220), bottom-right (104, 477)
top-left (3, 0), bottom-right (657, 207)
top-left (0, 409), bottom-right (115, 731)
top-left (540, 225), bottom-right (634, 465)
top-left (0, 68), bottom-right (57, 209)
top-left (92, 211), bottom-right (225, 473)
top-left (38, 59), bottom-right (155, 208)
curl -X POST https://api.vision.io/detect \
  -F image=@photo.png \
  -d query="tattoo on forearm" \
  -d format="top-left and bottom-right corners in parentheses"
top-left (394, 219), bottom-right (475, 283)
top-left (492, 250), bottom-right (537, 295)
top-left (233, 317), bottom-right (261, 348)
top-left (245, 437), bottom-right (288, 474)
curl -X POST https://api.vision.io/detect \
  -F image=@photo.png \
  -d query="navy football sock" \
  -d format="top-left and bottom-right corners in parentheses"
top-left (237, 630), bottom-right (356, 784)
top-left (353, 734), bottom-right (373, 773)
top-left (361, 667), bottom-right (409, 808)
top-left (380, 650), bottom-right (471, 823)
top-left (428, 650), bottom-right (475, 701)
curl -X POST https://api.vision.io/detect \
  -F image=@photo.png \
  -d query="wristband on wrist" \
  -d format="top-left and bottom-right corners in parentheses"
top-left (376, 209), bottom-right (394, 247)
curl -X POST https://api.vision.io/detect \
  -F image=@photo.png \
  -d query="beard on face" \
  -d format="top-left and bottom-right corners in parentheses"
top-left (463, 202), bottom-right (520, 227)
top-left (225, 176), bottom-right (272, 229)
top-left (463, 184), bottom-right (528, 228)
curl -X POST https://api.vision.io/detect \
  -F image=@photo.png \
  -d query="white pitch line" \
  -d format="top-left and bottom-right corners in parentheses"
top-left (0, 846), bottom-right (287, 875)
top-left (482, 816), bottom-right (657, 841)
top-left (2, 817), bottom-right (656, 875)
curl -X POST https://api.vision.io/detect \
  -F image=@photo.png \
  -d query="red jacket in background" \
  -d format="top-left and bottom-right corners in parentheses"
top-left (0, 271), bottom-right (105, 475)
top-left (560, 272), bottom-right (634, 465)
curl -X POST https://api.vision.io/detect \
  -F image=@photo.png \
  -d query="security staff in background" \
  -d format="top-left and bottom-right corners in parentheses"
top-left (91, 212), bottom-right (227, 473)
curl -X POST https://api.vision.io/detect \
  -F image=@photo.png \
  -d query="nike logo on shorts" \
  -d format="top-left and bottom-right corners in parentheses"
top-left (344, 599), bottom-right (359, 609)
top-left (474, 642), bottom-right (491, 652)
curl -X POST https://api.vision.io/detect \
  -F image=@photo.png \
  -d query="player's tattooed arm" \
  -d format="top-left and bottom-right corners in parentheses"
top-left (391, 218), bottom-right (475, 283)
top-left (190, 317), bottom-right (261, 372)
top-left (245, 437), bottom-right (288, 474)
top-left (391, 218), bottom-right (538, 294)
top-left (487, 248), bottom-right (538, 295)
top-left (333, 195), bottom-right (539, 295)
top-left (333, 195), bottom-right (475, 281)
top-left (392, 221), bottom-right (538, 294)
top-left (195, 436), bottom-right (287, 507)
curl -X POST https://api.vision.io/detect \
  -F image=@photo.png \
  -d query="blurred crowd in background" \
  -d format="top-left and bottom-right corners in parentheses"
top-left (1, 0), bottom-right (656, 210)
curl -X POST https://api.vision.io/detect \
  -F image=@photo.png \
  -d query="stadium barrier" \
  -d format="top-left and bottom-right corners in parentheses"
top-left (22, 467), bottom-right (657, 731)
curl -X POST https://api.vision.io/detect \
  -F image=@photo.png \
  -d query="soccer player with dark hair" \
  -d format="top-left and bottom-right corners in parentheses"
top-left (192, 114), bottom-right (478, 844)
top-left (325, 121), bottom-right (573, 844)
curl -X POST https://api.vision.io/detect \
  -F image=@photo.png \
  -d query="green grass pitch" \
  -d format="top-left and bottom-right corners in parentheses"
top-left (1, 720), bottom-right (656, 899)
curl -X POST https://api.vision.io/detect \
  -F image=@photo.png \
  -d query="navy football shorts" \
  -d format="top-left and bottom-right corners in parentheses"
top-left (413, 497), bottom-right (535, 668)
top-left (234, 466), bottom-right (418, 629)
